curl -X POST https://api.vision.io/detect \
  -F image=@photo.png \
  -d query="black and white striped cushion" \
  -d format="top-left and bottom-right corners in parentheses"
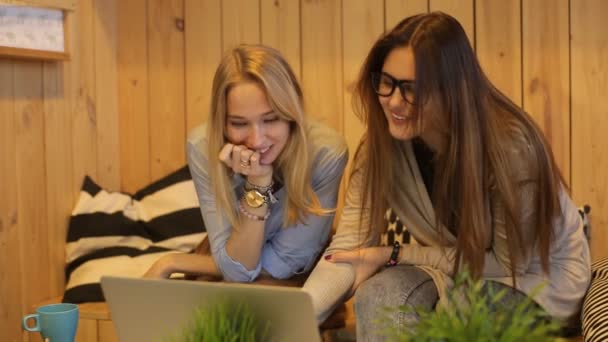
top-left (63, 166), bottom-right (206, 303)
top-left (582, 257), bottom-right (608, 342)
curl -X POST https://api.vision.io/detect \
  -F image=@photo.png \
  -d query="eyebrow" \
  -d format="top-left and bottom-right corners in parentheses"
top-left (227, 110), bottom-right (275, 119)
top-left (381, 71), bottom-right (415, 83)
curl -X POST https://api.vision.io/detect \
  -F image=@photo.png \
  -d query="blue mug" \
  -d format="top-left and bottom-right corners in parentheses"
top-left (22, 303), bottom-right (79, 342)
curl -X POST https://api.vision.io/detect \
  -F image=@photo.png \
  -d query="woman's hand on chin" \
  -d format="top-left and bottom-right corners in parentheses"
top-left (219, 143), bottom-right (273, 185)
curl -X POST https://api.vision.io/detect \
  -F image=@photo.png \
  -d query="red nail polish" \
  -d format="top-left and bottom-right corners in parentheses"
top-left (324, 255), bottom-right (332, 260)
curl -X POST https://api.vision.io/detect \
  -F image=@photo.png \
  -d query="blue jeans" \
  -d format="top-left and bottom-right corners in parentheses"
top-left (354, 265), bottom-right (534, 341)
top-left (354, 266), bottom-right (437, 341)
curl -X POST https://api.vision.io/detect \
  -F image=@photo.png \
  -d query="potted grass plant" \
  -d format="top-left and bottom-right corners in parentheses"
top-left (375, 271), bottom-right (562, 342)
top-left (166, 299), bottom-right (270, 342)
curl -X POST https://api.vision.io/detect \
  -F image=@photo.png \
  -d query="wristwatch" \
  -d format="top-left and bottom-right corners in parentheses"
top-left (244, 189), bottom-right (268, 208)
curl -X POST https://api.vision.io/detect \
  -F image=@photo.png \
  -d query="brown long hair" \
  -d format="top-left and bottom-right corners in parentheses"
top-left (353, 12), bottom-right (564, 280)
top-left (208, 44), bottom-right (328, 229)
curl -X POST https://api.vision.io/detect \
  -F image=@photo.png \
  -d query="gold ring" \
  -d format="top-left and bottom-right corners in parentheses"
top-left (240, 160), bottom-right (251, 167)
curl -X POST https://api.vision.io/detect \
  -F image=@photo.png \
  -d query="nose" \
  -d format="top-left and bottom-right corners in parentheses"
top-left (387, 88), bottom-right (405, 109)
top-left (246, 124), bottom-right (265, 149)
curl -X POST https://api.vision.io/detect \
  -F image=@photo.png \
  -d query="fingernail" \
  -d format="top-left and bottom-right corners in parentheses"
top-left (324, 255), bottom-right (332, 260)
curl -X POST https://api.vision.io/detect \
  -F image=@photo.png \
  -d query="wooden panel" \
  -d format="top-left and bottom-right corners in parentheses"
top-left (98, 320), bottom-right (119, 342)
top-left (94, 0), bottom-right (120, 190)
top-left (75, 318), bottom-right (98, 342)
top-left (0, 0), bottom-right (77, 11)
top-left (71, 0), bottom-right (98, 189)
top-left (571, 0), bottom-right (608, 262)
top-left (184, 0), bottom-right (221, 132)
top-left (221, 0), bottom-right (260, 51)
top-left (385, 0), bottom-right (428, 30)
top-left (118, 0), bottom-right (151, 193)
top-left (430, 0), bottom-right (474, 44)
top-left (0, 59), bottom-right (23, 342)
top-left (522, 0), bottom-right (570, 184)
top-left (14, 61), bottom-right (50, 317)
top-left (301, 0), bottom-right (343, 132)
top-left (0, 47), bottom-right (69, 62)
top-left (476, 0), bottom-right (522, 106)
top-left (148, 0), bottom-right (186, 180)
top-left (42, 61), bottom-right (73, 296)
top-left (261, 0), bottom-right (301, 79)
top-left (342, 1), bottom-right (383, 158)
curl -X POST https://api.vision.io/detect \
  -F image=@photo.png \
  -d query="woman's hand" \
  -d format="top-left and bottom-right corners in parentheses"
top-left (143, 254), bottom-right (174, 279)
top-left (218, 143), bottom-right (273, 186)
top-left (143, 253), bottom-right (221, 279)
top-left (325, 246), bottom-right (393, 296)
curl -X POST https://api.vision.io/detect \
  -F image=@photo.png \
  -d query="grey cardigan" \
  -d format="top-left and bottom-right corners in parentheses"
top-left (303, 136), bottom-right (591, 324)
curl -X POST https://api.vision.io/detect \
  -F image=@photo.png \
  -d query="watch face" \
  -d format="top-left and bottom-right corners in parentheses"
top-left (245, 190), bottom-right (266, 208)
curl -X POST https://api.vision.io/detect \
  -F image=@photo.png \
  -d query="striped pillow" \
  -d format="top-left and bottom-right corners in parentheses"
top-left (381, 208), bottom-right (419, 246)
top-left (63, 166), bottom-right (206, 303)
top-left (582, 257), bottom-right (608, 342)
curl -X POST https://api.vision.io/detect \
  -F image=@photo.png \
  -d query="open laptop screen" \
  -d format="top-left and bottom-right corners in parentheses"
top-left (100, 276), bottom-right (321, 342)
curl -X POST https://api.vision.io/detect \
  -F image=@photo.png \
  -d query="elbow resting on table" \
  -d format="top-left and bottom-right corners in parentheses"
top-left (218, 264), bottom-right (261, 283)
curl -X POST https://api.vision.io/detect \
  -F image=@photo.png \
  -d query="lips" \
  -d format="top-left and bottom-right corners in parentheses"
top-left (391, 112), bottom-right (407, 121)
top-left (257, 145), bottom-right (273, 164)
top-left (389, 110), bottom-right (415, 124)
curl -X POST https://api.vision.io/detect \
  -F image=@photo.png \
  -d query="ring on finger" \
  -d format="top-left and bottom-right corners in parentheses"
top-left (240, 158), bottom-right (251, 167)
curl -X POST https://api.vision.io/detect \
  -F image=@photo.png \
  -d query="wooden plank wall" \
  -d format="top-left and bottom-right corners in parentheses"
top-left (1, 1), bottom-right (606, 341)
top-left (0, 0), bottom-right (120, 341)
top-left (571, 0), bottom-right (608, 264)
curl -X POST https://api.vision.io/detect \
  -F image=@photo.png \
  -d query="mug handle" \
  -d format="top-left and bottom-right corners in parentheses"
top-left (22, 314), bottom-right (41, 332)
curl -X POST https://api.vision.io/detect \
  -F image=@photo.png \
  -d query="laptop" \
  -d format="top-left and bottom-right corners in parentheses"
top-left (100, 276), bottom-right (321, 342)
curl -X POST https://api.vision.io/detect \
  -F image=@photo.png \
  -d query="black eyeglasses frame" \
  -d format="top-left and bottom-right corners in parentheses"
top-left (370, 71), bottom-right (416, 105)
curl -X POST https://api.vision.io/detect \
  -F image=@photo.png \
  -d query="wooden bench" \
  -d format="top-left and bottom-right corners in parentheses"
top-left (31, 295), bottom-right (355, 342)
top-left (32, 296), bottom-right (587, 342)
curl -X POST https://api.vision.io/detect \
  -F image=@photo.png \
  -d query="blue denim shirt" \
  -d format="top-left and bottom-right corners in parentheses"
top-left (187, 121), bottom-right (348, 282)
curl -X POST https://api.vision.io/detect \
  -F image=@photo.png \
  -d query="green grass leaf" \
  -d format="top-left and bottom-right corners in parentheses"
top-left (164, 298), bottom-right (271, 342)
top-left (375, 271), bottom-right (562, 342)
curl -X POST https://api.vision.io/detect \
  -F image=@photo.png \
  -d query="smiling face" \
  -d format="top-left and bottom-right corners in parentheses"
top-left (378, 46), bottom-right (419, 141)
top-left (225, 81), bottom-right (290, 165)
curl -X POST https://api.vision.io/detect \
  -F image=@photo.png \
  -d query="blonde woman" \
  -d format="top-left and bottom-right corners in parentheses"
top-left (145, 44), bottom-right (347, 283)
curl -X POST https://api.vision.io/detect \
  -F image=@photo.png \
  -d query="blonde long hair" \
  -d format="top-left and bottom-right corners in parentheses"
top-left (207, 44), bottom-right (328, 229)
top-left (353, 12), bottom-right (564, 280)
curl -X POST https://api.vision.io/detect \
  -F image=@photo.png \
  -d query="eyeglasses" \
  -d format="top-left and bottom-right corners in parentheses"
top-left (371, 72), bottom-right (416, 104)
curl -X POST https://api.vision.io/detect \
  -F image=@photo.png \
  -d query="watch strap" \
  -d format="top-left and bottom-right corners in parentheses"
top-left (238, 200), bottom-right (269, 221)
top-left (385, 241), bottom-right (401, 267)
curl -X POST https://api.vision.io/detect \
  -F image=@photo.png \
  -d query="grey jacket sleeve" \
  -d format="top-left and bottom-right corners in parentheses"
top-left (302, 152), bottom-right (377, 323)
